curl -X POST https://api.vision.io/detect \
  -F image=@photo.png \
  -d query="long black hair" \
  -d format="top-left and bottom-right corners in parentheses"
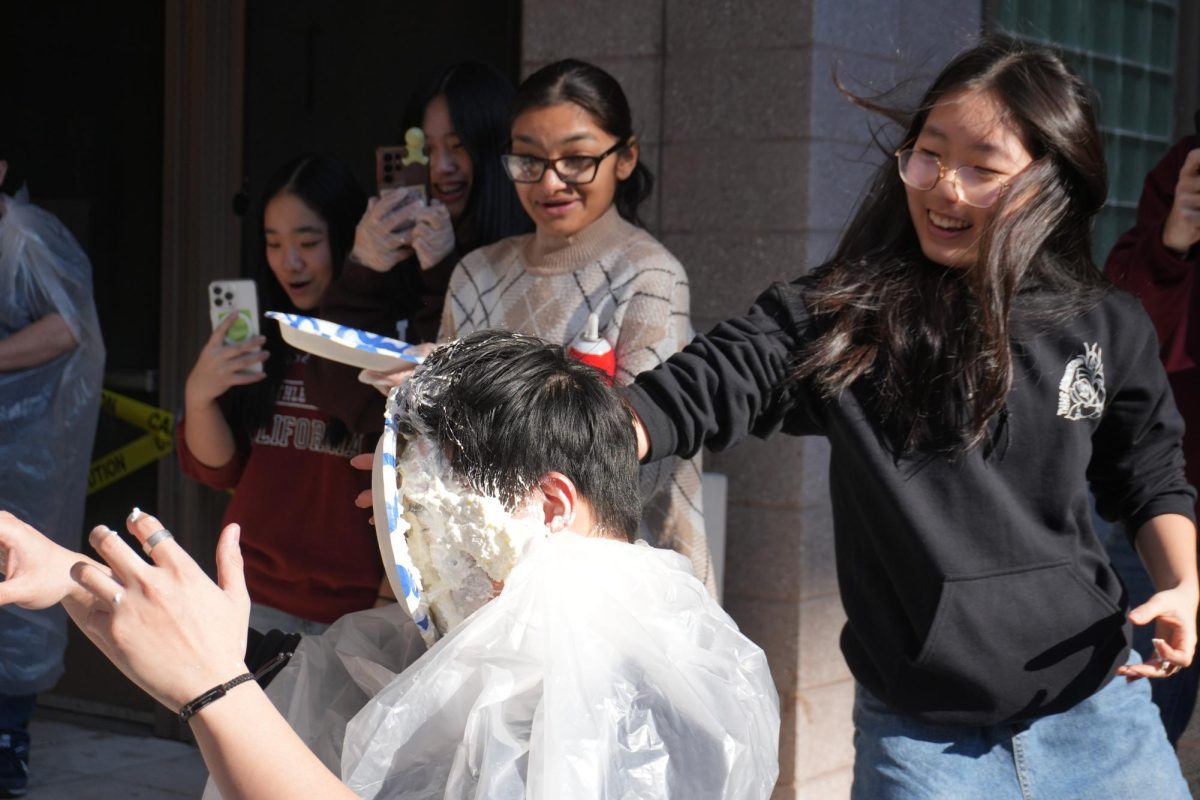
top-left (509, 59), bottom-right (655, 227)
top-left (795, 36), bottom-right (1109, 458)
top-left (225, 154), bottom-right (367, 441)
top-left (404, 61), bottom-right (532, 250)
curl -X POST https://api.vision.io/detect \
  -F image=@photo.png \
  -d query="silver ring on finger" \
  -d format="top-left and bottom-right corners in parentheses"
top-left (143, 529), bottom-right (175, 556)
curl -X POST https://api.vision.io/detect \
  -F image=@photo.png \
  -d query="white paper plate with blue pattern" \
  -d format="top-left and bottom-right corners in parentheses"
top-left (372, 388), bottom-right (435, 643)
top-left (267, 312), bottom-right (424, 372)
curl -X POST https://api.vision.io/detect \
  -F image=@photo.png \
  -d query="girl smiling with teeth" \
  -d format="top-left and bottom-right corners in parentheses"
top-left (307, 62), bottom-right (532, 435)
top-left (626, 36), bottom-right (1196, 799)
top-left (900, 89), bottom-right (1029, 268)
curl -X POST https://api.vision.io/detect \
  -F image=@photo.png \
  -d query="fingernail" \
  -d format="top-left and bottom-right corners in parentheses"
top-left (129, 507), bottom-right (142, 522)
top-left (90, 525), bottom-right (117, 546)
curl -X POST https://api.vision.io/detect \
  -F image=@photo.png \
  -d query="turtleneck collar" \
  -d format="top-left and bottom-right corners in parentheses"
top-left (522, 205), bottom-right (632, 276)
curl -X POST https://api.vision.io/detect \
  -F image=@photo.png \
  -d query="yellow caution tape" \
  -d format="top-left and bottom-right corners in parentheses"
top-left (98, 390), bottom-right (175, 437)
top-left (88, 432), bottom-right (174, 495)
top-left (87, 391), bottom-right (176, 495)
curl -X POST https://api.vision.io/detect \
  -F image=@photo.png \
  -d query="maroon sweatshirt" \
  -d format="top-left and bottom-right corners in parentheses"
top-left (1105, 134), bottom-right (1200, 498)
top-left (177, 355), bottom-right (380, 623)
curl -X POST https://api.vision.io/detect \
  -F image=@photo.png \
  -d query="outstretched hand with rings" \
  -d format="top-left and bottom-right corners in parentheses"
top-left (69, 508), bottom-right (252, 713)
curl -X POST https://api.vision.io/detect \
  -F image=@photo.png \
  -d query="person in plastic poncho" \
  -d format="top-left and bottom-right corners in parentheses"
top-left (0, 154), bottom-right (104, 795)
top-left (0, 330), bottom-right (779, 800)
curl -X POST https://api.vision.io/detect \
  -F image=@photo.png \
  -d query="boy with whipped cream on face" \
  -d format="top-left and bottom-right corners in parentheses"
top-left (0, 330), bottom-right (778, 799)
top-left (383, 330), bottom-right (644, 638)
top-left (222, 330), bottom-right (781, 798)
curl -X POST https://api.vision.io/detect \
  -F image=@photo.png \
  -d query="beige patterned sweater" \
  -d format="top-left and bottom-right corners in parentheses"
top-left (439, 206), bottom-right (715, 595)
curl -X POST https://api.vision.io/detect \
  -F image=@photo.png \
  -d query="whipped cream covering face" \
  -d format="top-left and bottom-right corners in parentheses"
top-left (393, 436), bottom-right (549, 636)
top-left (381, 335), bottom-right (561, 643)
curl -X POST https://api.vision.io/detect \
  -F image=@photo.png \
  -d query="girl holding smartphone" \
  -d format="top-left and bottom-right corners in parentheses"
top-left (177, 154), bottom-right (380, 633)
top-left (308, 61), bottom-right (532, 434)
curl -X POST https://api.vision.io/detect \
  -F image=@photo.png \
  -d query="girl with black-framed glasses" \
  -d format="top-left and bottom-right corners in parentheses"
top-left (435, 58), bottom-right (717, 598)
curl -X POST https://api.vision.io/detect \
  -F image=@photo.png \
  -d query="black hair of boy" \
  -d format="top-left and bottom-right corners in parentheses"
top-left (405, 330), bottom-right (642, 541)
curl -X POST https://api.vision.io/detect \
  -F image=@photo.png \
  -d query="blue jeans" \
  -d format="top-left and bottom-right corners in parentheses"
top-left (851, 653), bottom-right (1189, 799)
top-left (248, 603), bottom-right (330, 636)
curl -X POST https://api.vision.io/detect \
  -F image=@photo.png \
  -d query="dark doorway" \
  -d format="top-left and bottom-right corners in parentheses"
top-left (239, 1), bottom-right (523, 270)
top-left (4, 1), bottom-right (166, 721)
top-left (5, 0), bottom-right (524, 730)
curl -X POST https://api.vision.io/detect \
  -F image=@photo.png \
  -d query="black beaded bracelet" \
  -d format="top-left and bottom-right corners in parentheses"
top-left (178, 672), bottom-right (255, 723)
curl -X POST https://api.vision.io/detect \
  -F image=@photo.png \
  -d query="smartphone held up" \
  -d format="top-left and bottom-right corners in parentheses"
top-left (376, 127), bottom-right (431, 198)
top-left (208, 279), bottom-right (263, 374)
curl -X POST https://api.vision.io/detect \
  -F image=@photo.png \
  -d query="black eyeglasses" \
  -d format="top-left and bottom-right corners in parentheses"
top-left (500, 142), bottom-right (625, 185)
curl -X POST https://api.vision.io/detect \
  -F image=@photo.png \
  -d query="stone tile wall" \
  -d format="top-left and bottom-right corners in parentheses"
top-left (521, 2), bottom-right (981, 796)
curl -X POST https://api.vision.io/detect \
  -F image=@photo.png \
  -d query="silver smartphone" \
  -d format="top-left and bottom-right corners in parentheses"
top-left (208, 279), bottom-right (262, 373)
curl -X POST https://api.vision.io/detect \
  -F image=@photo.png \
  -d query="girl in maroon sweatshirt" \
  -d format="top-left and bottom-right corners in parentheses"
top-left (177, 155), bottom-right (382, 630)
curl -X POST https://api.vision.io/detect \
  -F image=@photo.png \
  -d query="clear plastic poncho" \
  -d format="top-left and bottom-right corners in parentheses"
top-left (0, 188), bottom-right (105, 693)
top-left (206, 532), bottom-right (780, 799)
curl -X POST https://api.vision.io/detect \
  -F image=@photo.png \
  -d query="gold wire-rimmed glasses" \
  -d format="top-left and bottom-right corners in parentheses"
top-left (895, 147), bottom-right (1013, 209)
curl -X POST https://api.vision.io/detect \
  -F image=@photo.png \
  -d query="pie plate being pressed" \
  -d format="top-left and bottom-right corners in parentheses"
top-left (266, 312), bottom-right (423, 372)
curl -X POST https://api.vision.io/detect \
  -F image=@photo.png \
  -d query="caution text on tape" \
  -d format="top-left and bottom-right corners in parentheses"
top-left (88, 391), bottom-right (176, 496)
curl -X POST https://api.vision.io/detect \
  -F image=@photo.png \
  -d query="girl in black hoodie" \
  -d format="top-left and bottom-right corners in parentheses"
top-left (627, 36), bottom-right (1196, 798)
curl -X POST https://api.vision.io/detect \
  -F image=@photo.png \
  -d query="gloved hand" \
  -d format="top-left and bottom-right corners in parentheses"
top-left (357, 343), bottom-right (436, 395)
top-left (411, 200), bottom-right (456, 271)
top-left (351, 189), bottom-right (423, 272)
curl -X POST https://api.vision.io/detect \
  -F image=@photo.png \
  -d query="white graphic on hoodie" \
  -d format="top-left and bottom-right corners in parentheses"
top-left (1057, 342), bottom-right (1105, 421)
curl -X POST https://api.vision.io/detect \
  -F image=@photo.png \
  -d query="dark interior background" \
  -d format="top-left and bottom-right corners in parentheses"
top-left (4, 0), bottom-right (521, 724)
top-left (5, 0), bottom-right (167, 718)
top-left (240, 0), bottom-right (522, 272)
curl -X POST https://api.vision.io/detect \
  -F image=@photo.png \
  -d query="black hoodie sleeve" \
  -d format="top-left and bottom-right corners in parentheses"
top-left (624, 281), bottom-right (822, 462)
top-left (1088, 293), bottom-right (1197, 535)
